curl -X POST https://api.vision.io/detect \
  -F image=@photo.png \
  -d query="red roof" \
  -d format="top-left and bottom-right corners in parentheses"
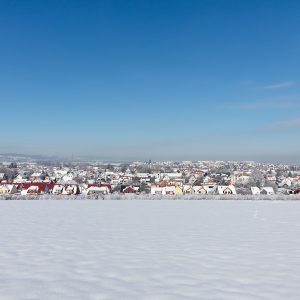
top-left (123, 186), bottom-right (136, 193)
top-left (87, 183), bottom-right (111, 190)
top-left (22, 182), bottom-right (55, 194)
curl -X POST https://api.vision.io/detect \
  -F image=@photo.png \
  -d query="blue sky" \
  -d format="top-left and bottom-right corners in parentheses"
top-left (1, 0), bottom-right (300, 162)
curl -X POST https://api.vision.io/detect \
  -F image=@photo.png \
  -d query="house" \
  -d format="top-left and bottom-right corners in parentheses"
top-left (150, 184), bottom-right (176, 195)
top-left (119, 175), bottom-right (133, 184)
top-left (198, 186), bottom-right (208, 194)
top-left (151, 185), bottom-right (164, 195)
top-left (158, 179), bottom-right (183, 187)
top-left (87, 179), bottom-right (96, 185)
top-left (187, 175), bottom-right (197, 185)
top-left (64, 184), bottom-right (80, 195)
top-left (0, 184), bottom-right (18, 194)
top-left (29, 172), bottom-right (43, 181)
top-left (56, 180), bottom-right (81, 195)
top-left (185, 187), bottom-right (195, 194)
top-left (278, 178), bottom-right (292, 188)
top-left (251, 187), bottom-right (261, 195)
top-left (62, 173), bottom-right (75, 182)
top-left (20, 181), bottom-right (80, 196)
top-left (21, 182), bottom-right (51, 195)
top-left (84, 184), bottom-right (111, 195)
top-left (13, 174), bottom-right (28, 183)
top-left (217, 185), bottom-right (237, 195)
top-left (136, 173), bottom-right (152, 183)
top-left (260, 187), bottom-right (275, 195)
top-left (235, 174), bottom-right (251, 185)
top-left (197, 185), bottom-right (217, 194)
top-left (165, 185), bottom-right (176, 195)
top-left (277, 188), bottom-right (292, 195)
top-left (203, 177), bottom-right (217, 185)
top-left (266, 175), bottom-right (276, 182)
top-left (122, 186), bottom-right (138, 193)
top-left (155, 172), bottom-right (181, 183)
top-left (52, 184), bottom-right (65, 195)
top-left (183, 185), bottom-right (195, 194)
top-left (175, 186), bottom-right (183, 195)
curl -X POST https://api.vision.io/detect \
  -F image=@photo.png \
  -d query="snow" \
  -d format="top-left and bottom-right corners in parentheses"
top-left (0, 200), bottom-right (300, 300)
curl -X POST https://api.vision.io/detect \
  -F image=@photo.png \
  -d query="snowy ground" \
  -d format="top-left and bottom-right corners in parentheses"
top-left (0, 201), bottom-right (300, 300)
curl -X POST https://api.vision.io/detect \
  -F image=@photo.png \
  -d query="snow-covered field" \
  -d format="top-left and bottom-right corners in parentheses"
top-left (0, 201), bottom-right (300, 300)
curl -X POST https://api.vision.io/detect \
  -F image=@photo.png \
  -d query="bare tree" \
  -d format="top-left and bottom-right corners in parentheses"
top-left (247, 168), bottom-right (265, 188)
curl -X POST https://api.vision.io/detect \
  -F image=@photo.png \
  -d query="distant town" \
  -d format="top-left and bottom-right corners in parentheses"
top-left (0, 153), bottom-right (300, 199)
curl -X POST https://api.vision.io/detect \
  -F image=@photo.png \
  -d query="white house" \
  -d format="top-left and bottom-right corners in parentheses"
top-left (197, 185), bottom-right (217, 194)
top-left (151, 185), bottom-right (164, 195)
top-left (251, 186), bottom-right (261, 195)
top-left (261, 187), bottom-right (275, 195)
top-left (62, 173), bottom-right (75, 182)
top-left (217, 185), bottom-right (237, 195)
top-left (0, 184), bottom-right (18, 194)
top-left (85, 185), bottom-right (110, 195)
top-left (52, 185), bottom-right (64, 195)
top-left (164, 185), bottom-right (176, 195)
top-left (150, 185), bottom-right (176, 195)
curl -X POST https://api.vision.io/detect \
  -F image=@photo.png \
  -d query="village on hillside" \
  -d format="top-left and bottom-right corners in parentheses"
top-left (0, 155), bottom-right (300, 198)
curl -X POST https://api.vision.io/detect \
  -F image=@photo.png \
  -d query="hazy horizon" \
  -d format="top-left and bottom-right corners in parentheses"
top-left (1, 151), bottom-right (300, 165)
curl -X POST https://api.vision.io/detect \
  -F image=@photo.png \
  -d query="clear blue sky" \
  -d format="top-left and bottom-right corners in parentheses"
top-left (1, 0), bottom-right (300, 162)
